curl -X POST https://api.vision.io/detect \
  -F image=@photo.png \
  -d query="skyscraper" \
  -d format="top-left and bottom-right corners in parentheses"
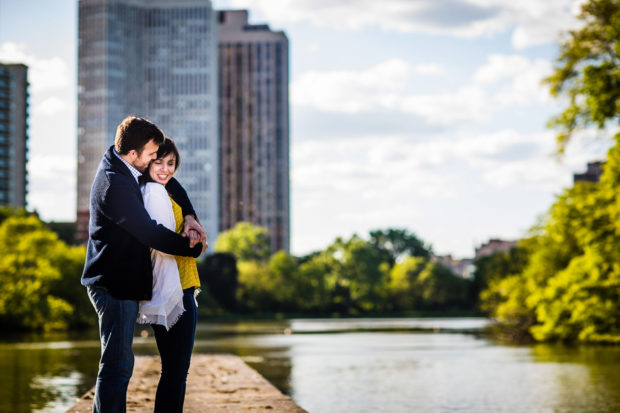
top-left (0, 63), bottom-right (28, 208)
top-left (218, 10), bottom-right (290, 252)
top-left (77, 0), bottom-right (218, 245)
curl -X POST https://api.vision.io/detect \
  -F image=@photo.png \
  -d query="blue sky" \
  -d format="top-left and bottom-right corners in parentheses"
top-left (0, 0), bottom-right (612, 257)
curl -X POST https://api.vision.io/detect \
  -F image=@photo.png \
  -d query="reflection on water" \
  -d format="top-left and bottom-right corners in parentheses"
top-left (1, 318), bottom-right (619, 413)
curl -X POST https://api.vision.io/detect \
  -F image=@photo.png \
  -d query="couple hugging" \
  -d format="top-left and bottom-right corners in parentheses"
top-left (81, 116), bottom-right (208, 413)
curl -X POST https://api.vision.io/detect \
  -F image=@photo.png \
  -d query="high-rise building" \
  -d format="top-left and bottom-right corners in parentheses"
top-left (217, 10), bottom-right (290, 252)
top-left (77, 0), bottom-right (219, 246)
top-left (0, 63), bottom-right (28, 208)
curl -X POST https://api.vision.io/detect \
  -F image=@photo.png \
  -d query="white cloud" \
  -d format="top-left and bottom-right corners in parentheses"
top-left (230, 0), bottom-right (585, 49)
top-left (291, 127), bottom-right (610, 254)
top-left (292, 58), bottom-right (411, 113)
top-left (0, 42), bottom-right (77, 220)
top-left (0, 42), bottom-right (70, 92)
top-left (412, 63), bottom-right (446, 76)
top-left (307, 42), bottom-right (320, 53)
top-left (473, 54), bottom-right (553, 106)
top-left (292, 54), bottom-right (551, 124)
top-left (32, 96), bottom-right (67, 117)
top-left (26, 154), bottom-right (76, 221)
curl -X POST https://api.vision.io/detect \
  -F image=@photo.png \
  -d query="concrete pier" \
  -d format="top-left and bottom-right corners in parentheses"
top-left (66, 354), bottom-right (307, 412)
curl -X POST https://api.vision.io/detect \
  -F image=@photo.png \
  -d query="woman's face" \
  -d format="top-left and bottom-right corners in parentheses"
top-left (148, 152), bottom-right (176, 185)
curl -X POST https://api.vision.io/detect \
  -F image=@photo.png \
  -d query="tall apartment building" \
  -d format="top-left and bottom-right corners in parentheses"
top-left (218, 10), bottom-right (290, 252)
top-left (77, 0), bottom-right (218, 246)
top-left (0, 63), bottom-right (28, 208)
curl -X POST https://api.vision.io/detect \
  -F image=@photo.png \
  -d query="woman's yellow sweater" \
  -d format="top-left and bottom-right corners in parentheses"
top-left (170, 198), bottom-right (201, 290)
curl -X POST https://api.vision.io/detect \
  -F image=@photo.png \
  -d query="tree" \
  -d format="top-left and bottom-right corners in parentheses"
top-left (545, 0), bottom-right (620, 152)
top-left (481, 173), bottom-right (620, 342)
top-left (387, 256), bottom-right (427, 310)
top-left (0, 215), bottom-right (88, 330)
top-left (472, 245), bottom-right (531, 305)
top-left (197, 252), bottom-right (238, 312)
top-left (214, 222), bottom-right (271, 261)
top-left (369, 228), bottom-right (432, 264)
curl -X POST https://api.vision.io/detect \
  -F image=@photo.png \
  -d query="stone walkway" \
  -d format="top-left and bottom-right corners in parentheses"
top-left (67, 354), bottom-right (307, 412)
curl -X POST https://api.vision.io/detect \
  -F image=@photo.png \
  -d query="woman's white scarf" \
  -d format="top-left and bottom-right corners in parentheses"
top-left (137, 182), bottom-right (185, 330)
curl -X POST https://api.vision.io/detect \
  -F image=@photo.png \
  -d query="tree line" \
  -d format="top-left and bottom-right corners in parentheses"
top-left (0, 208), bottom-right (476, 331)
top-left (199, 224), bottom-right (474, 316)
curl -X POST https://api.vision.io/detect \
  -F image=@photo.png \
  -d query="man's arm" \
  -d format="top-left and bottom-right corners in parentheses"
top-left (103, 177), bottom-right (202, 257)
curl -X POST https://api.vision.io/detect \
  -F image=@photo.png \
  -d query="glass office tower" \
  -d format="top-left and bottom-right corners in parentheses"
top-left (77, 0), bottom-right (218, 247)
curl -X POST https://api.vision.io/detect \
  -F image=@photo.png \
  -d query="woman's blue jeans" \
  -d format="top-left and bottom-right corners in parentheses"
top-left (87, 286), bottom-right (139, 413)
top-left (152, 288), bottom-right (198, 413)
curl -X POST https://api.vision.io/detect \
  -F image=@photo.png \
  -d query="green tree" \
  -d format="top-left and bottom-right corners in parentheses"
top-left (0, 206), bottom-right (28, 225)
top-left (0, 215), bottom-right (87, 331)
top-left (197, 252), bottom-right (239, 312)
top-left (387, 256), bottom-right (427, 310)
top-left (545, 0), bottom-right (620, 152)
top-left (214, 222), bottom-right (271, 261)
top-left (482, 172), bottom-right (620, 342)
top-left (473, 245), bottom-right (531, 305)
top-left (297, 254), bottom-right (331, 311)
top-left (320, 235), bottom-right (389, 313)
top-left (369, 228), bottom-right (432, 264)
top-left (235, 260), bottom-right (275, 312)
top-left (414, 262), bottom-right (470, 310)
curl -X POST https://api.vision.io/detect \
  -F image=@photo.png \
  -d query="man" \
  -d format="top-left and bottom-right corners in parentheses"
top-left (81, 116), bottom-right (207, 413)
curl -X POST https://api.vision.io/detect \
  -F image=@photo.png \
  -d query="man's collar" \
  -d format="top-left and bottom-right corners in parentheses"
top-left (113, 148), bottom-right (142, 184)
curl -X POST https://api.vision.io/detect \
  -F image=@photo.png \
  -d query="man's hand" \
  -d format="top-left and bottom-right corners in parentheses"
top-left (183, 215), bottom-right (208, 251)
top-left (188, 229), bottom-right (208, 254)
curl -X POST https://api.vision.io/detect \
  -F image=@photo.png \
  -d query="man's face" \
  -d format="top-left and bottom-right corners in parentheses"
top-left (129, 139), bottom-right (159, 172)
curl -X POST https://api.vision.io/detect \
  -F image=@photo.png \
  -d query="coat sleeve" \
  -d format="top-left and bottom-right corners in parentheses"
top-left (166, 177), bottom-right (197, 220)
top-left (101, 175), bottom-right (202, 257)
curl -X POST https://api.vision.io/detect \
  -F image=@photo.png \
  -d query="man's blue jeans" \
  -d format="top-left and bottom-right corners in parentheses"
top-left (87, 286), bottom-right (138, 413)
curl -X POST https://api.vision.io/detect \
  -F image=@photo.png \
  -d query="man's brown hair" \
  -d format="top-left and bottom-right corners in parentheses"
top-left (114, 116), bottom-right (165, 155)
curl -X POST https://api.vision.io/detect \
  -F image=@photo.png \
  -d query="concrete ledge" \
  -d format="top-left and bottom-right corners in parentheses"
top-left (67, 354), bottom-right (307, 412)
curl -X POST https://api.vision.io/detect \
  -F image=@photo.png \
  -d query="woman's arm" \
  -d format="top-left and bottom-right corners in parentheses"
top-left (165, 177), bottom-right (207, 246)
top-left (166, 177), bottom-right (195, 218)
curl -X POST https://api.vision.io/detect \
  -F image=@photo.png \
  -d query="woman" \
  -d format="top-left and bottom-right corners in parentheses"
top-left (139, 137), bottom-right (203, 413)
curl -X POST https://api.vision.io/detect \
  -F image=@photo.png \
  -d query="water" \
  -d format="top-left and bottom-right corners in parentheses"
top-left (1, 318), bottom-right (619, 413)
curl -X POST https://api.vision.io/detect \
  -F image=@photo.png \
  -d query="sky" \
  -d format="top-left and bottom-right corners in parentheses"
top-left (0, 0), bottom-right (614, 258)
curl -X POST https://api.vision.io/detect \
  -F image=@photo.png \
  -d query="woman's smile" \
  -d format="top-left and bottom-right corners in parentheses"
top-left (149, 153), bottom-right (177, 185)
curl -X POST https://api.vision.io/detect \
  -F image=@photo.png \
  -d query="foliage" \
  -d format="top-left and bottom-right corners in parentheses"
top-left (197, 252), bottom-right (238, 312)
top-left (208, 223), bottom-right (475, 316)
top-left (388, 257), bottom-right (470, 312)
top-left (369, 228), bottom-right (432, 264)
top-left (0, 206), bottom-right (28, 225)
top-left (545, 0), bottom-right (620, 152)
top-left (214, 222), bottom-right (271, 261)
top-left (0, 214), bottom-right (88, 331)
top-left (473, 245), bottom-right (531, 304)
top-left (45, 221), bottom-right (78, 245)
top-left (481, 142), bottom-right (620, 343)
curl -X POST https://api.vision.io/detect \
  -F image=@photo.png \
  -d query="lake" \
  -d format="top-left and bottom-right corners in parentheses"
top-left (1, 317), bottom-right (619, 413)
